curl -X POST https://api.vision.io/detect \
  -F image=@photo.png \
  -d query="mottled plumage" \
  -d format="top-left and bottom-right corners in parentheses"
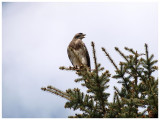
top-left (67, 33), bottom-right (90, 68)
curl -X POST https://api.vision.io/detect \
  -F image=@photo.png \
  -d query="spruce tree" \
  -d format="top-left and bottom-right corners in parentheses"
top-left (41, 42), bottom-right (158, 118)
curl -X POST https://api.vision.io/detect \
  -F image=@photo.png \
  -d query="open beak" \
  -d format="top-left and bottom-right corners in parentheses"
top-left (82, 34), bottom-right (86, 38)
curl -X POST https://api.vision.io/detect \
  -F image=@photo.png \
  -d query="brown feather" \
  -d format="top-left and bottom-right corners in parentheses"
top-left (67, 33), bottom-right (90, 68)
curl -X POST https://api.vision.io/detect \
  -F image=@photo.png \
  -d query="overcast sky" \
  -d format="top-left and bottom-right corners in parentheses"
top-left (2, 2), bottom-right (158, 118)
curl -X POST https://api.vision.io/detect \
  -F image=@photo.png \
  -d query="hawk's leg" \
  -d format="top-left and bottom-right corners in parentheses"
top-left (80, 65), bottom-right (84, 69)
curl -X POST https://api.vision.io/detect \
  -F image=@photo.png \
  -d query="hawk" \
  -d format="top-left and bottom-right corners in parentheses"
top-left (67, 33), bottom-right (90, 69)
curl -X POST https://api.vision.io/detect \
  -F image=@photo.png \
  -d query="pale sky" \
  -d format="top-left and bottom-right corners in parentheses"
top-left (2, 2), bottom-right (158, 118)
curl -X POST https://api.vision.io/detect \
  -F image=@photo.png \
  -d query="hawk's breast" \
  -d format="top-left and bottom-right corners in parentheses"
top-left (73, 48), bottom-right (88, 65)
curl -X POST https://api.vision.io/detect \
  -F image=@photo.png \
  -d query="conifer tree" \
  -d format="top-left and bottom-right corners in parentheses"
top-left (41, 42), bottom-right (158, 118)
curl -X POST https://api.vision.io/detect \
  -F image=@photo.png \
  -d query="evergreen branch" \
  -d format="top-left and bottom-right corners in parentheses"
top-left (115, 47), bottom-right (129, 62)
top-left (60, 66), bottom-right (95, 72)
top-left (92, 42), bottom-right (109, 116)
top-left (126, 70), bottom-right (138, 77)
top-left (124, 47), bottom-right (136, 54)
top-left (75, 78), bottom-right (84, 82)
top-left (144, 44), bottom-right (155, 100)
top-left (65, 92), bottom-right (96, 116)
top-left (114, 87), bottom-right (122, 97)
top-left (47, 86), bottom-right (70, 98)
top-left (59, 66), bottom-right (81, 71)
top-left (124, 47), bottom-right (145, 57)
top-left (115, 92), bottom-right (122, 113)
top-left (113, 92), bottom-right (117, 103)
top-left (91, 41), bottom-right (98, 74)
top-left (41, 86), bottom-right (71, 100)
top-left (133, 51), bottom-right (138, 97)
top-left (115, 47), bottom-right (146, 82)
top-left (145, 44), bottom-right (149, 61)
top-left (102, 47), bottom-right (119, 71)
top-left (144, 43), bottom-right (152, 78)
top-left (102, 47), bottom-right (131, 94)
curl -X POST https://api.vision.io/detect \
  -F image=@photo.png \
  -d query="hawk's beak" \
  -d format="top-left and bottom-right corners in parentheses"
top-left (83, 34), bottom-right (86, 38)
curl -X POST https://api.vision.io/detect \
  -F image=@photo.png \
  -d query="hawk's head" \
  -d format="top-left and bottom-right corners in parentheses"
top-left (74, 33), bottom-right (86, 40)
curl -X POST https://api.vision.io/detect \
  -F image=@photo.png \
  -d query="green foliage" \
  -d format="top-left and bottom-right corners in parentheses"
top-left (41, 42), bottom-right (158, 118)
top-left (102, 43), bottom-right (158, 118)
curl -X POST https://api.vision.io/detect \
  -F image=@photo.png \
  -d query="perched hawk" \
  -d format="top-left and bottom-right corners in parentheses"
top-left (67, 33), bottom-right (90, 68)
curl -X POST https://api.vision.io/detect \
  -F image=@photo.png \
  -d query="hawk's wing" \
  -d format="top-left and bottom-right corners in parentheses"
top-left (67, 46), bottom-right (75, 66)
top-left (83, 44), bottom-right (90, 68)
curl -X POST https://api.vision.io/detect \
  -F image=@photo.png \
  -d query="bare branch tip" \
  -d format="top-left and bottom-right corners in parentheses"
top-left (145, 43), bottom-right (148, 47)
top-left (59, 66), bottom-right (65, 70)
top-left (41, 87), bottom-right (46, 91)
top-left (115, 47), bottom-right (119, 51)
top-left (47, 85), bottom-right (52, 89)
top-left (91, 41), bottom-right (94, 46)
top-left (101, 47), bottom-right (105, 51)
top-left (124, 47), bottom-right (127, 50)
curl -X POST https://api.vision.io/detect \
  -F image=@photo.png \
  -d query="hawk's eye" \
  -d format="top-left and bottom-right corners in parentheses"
top-left (76, 35), bottom-right (80, 38)
top-left (79, 33), bottom-right (83, 35)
